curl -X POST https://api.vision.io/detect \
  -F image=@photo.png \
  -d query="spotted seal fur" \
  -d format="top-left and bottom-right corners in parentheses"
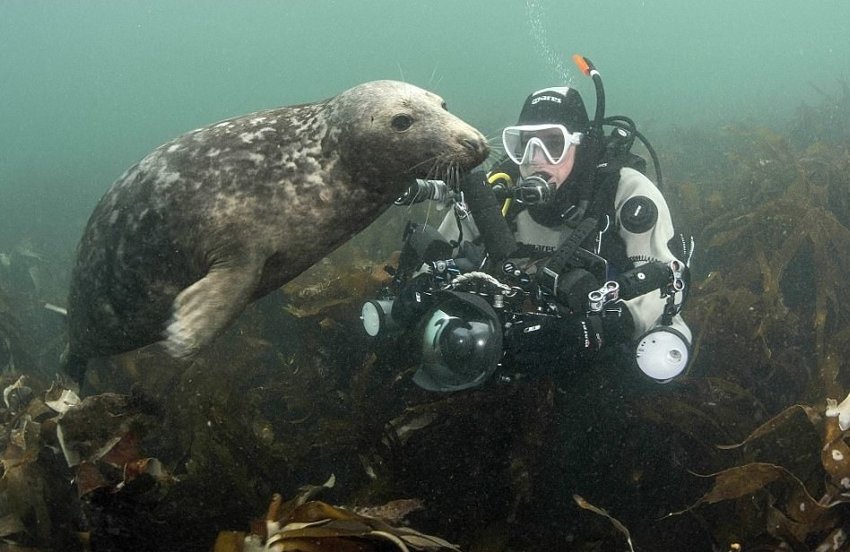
top-left (64, 80), bottom-right (488, 379)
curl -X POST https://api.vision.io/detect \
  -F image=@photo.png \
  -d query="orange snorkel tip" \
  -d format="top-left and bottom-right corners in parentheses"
top-left (572, 54), bottom-right (595, 77)
top-left (571, 54), bottom-right (605, 138)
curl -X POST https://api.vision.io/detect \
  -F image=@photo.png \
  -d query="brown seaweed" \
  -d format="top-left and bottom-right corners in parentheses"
top-left (573, 495), bottom-right (634, 552)
top-left (213, 483), bottom-right (457, 552)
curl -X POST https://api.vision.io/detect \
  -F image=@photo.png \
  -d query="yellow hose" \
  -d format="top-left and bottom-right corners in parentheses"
top-left (486, 172), bottom-right (513, 217)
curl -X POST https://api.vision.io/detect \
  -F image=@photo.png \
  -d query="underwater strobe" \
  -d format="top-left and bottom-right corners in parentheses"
top-left (633, 259), bottom-right (691, 381)
top-left (635, 324), bottom-right (691, 382)
top-left (360, 299), bottom-right (397, 337)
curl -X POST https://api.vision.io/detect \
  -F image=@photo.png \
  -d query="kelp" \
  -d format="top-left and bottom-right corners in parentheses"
top-left (790, 81), bottom-right (850, 148)
top-left (631, 88), bottom-right (850, 548)
top-left (0, 240), bottom-right (69, 379)
top-left (715, 404), bottom-right (822, 450)
top-left (666, 393), bottom-right (850, 548)
top-left (213, 479), bottom-right (457, 552)
top-left (0, 379), bottom-right (169, 550)
top-left (573, 495), bottom-right (634, 552)
top-left (281, 253), bottom-right (395, 319)
top-left (0, 290), bottom-right (37, 377)
top-left (670, 110), bottom-right (850, 410)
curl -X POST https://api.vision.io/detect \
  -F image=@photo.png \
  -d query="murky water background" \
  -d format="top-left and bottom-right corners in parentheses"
top-left (1, 1), bottom-right (847, 256)
top-left (1, 2), bottom-right (850, 551)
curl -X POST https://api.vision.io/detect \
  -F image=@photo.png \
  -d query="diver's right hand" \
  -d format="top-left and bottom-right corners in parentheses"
top-left (503, 312), bottom-right (603, 363)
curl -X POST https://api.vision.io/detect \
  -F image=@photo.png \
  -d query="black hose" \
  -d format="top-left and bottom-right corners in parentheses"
top-left (459, 174), bottom-right (517, 261)
top-left (602, 116), bottom-right (664, 190)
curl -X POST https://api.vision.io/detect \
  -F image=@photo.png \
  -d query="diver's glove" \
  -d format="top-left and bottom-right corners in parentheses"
top-left (502, 307), bottom-right (634, 368)
top-left (503, 312), bottom-right (604, 364)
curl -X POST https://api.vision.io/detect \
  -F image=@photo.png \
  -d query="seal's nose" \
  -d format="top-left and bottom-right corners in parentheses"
top-left (461, 137), bottom-right (489, 158)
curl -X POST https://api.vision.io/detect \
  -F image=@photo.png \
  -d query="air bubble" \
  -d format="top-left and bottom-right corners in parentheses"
top-left (525, 0), bottom-right (572, 82)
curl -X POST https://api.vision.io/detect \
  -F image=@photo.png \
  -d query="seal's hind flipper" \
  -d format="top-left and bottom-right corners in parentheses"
top-left (162, 261), bottom-right (262, 358)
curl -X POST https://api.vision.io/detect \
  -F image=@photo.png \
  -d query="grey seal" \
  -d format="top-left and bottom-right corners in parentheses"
top-left (64, 80), bottom-right (488, 380)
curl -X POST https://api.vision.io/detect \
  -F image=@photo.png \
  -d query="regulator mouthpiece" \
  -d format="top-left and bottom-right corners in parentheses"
top-left (515, 175), bottom-right (555, 205)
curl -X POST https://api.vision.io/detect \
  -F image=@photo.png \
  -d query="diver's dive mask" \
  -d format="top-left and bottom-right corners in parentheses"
top-left (502, 124), bottom-right (582, 166)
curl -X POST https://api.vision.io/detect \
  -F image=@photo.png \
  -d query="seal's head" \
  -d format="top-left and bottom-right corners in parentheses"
top-left (328, 80), bottom-right (488, 184)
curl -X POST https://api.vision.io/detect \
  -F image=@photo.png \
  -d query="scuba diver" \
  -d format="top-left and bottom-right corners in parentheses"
top-left (362, 56), bottom-right (692, 392)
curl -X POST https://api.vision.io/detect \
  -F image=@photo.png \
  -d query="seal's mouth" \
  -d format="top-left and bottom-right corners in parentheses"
top-left (401, 129), bottom-right (489, 185)
top-left (443, 130), bottom-right (489, 170)
top-left (413, 141), bottom-right (488, 179)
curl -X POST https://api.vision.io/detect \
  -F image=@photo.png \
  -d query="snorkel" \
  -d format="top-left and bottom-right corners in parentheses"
top-left (573, 54), bottom-right (664, 189)
top-left (569, 54), bottom-right (607, 215)
top-left (573, 54), bottom-right (605, 137)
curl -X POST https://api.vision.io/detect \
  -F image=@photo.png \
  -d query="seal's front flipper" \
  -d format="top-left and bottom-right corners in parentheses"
top-left (60, 345), bottom-right (89, 387)
top-left (162, 261), bottom-right (261, 358)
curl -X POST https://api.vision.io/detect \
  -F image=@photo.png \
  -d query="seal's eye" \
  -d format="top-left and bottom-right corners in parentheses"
top-left (391, 114), bottom-right (413, 132)
top-left (441, 101), bottom-right (447, 111)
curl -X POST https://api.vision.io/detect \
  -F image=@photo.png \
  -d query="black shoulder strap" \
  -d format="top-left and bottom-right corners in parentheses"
top-left (536, 158), bottom-right (626, 294)
top-left (537, 216), bottom-right (599, 294)
top-left (586, 158), bottom-right (624, 220)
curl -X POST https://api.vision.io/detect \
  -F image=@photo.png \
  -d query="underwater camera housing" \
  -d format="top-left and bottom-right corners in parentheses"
top-left (413, 291), bottom-right (503, 392)
top-left (360, 220), bottom-right (616, 391)
top-left (360, 222), bottom-right (517, 392)
top-left (361, 216), bottom-right (692, 390)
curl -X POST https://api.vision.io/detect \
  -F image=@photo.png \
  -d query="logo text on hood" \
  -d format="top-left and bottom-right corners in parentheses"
top-left (531, 95), bottom-right (562, 105)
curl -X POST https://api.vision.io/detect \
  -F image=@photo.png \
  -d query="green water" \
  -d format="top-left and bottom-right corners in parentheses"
top-left (3, 3), bottom-right (850, 549)
top-left (1, 0), bottom-right (848, 255)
